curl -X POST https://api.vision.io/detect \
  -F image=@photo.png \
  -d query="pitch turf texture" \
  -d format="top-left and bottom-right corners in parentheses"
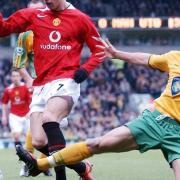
top-left (0, 149), bottom-right (174, 180)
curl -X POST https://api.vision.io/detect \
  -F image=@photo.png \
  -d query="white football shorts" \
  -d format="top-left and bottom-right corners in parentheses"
top-left (30, 78), bottom-right (80, 125)
top-left (9, 113), bottom-right (29, 134)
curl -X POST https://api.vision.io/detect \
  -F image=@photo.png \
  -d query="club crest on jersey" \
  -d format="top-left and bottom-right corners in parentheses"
top-left (53, 18), bottom-right (61, 26)
top-left (171, 77), bottom-right (180, 96)
top-left (15, 91), bottom-right (19, 95)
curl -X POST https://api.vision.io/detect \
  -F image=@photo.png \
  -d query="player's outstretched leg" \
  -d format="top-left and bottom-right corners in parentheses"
top-left (16, 145), bottom-right (42, 177)
top-left (16, 126), bottom-right (137, 177)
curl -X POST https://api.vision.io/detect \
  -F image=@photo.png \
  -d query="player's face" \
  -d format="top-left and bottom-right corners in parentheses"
top-left (45, 0), bottom-right (64, 11)
top-left (11, 71), bottom-right (22, 85)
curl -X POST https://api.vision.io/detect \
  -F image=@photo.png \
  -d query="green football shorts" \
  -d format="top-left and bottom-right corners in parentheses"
top-left (126, 109), bottom-right (180, 164)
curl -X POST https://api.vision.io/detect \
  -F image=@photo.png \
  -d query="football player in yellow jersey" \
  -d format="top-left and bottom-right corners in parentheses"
top-left (16, 38), bottom-right (180, 179)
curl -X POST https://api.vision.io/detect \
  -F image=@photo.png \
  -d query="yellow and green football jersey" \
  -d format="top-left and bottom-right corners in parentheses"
top-left (149, 51), bottom-right (180, 121)
top-left (13, 30), bottom-right (36, 79)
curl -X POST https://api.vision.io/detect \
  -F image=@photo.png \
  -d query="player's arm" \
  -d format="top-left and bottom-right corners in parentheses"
top-left (1, 90), bottom-right (9, 126)
top-left (73, 15), bottom-right (104, 83)
top-left (13, 33), bottom-right (33, 87)
top-left (2, 104), bottom-right (8, 126)
top-left (95, 39), bottom-right (169, 72)
top-left (95, 39), bottom-right (151, 66)
top-left (18, 68), bottom-right (34, 88)
top-left (0, 8), bottom-right (33, 36)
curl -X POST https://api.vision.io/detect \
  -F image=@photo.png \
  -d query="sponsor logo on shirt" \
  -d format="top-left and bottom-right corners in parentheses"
top-left (40, 31), bottom-right (72, 50)
top-left (49, 31), bottom-right (61, 43)
top-left (16, 47), bottom-right (24, 55)
top-left (171, 76), bottom-right (180, 96)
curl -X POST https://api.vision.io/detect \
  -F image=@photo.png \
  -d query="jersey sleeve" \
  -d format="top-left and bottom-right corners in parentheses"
top-left (1, 89), bottom-right (9, 104)
top-left (149, 52), bottom-right (170, 72)
top-left (13, 32), bottom-right (28, 69)
top-left (0, 8), bottom-right (33, 36)
top-left (80, 14), bottom-right (104, 74)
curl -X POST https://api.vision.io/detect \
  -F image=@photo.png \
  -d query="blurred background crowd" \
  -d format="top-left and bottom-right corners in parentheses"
top-left (1, 0), bottom-right (180, 17)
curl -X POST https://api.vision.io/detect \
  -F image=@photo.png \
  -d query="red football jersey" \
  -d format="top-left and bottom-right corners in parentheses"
top-left (0, 4), bottom-right (103, 86)
top-left (2, 83), bottom-right (31, 116)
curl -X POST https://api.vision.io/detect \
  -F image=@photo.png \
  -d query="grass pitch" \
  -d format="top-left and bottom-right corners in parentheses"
top-left (0, 149), bottom-right (174, 180)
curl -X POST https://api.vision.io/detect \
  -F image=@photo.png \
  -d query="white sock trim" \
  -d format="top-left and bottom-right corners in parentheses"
top-left (47, 156), bottom-right (57, 167)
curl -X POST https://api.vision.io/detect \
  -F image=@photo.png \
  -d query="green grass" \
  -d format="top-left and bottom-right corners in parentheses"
top-left (0, 149), bottom-right (174, 180)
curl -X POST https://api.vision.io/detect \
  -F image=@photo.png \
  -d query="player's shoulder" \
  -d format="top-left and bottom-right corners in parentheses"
top-left (23, 30), bottom-right (33, 37)
top-left (23, 6), bottom-right (49, 17)
top-left (5, 84), bottom-right (14, 91)
top-left (162, 50), bottom-right (180, 63)
top-left (167, 50), bottom-right (180, 57)
top-left (17, 7), bottom-right (36, 16)
top-left (18, 30), bottom-right (33, 40)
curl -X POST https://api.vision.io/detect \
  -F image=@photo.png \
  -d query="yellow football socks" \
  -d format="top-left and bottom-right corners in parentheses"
top-left (37, 142), bottom-right (92, 170)
top-left (25, 129), bottom-right (34, 153)
top-left (37, 158), bottom-right (51, 170)
top-left (39, 153), bottom-right (47, 159)
top-left (53, 142), bottom-right (92, 165)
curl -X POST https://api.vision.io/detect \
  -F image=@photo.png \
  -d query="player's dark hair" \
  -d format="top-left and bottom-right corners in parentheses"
top-left (11, 68), bottom-right (18, 73)
top-left (11, 68), bottom-right (20, 75)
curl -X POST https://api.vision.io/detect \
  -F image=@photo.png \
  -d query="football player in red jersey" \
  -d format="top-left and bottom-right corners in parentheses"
top-left (2, 70), bottom-right (31, 147)
top-left (0, 0), bottom-right (103, 179)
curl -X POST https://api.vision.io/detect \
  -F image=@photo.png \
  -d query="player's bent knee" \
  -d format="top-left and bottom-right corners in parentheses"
top-left (42, 112), bottom-right (57, 123)
top-left (172, 159), bottom-right (180, 180)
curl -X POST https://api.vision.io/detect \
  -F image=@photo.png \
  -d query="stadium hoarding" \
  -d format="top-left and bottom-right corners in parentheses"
top-left (93, 17), bottom-right (180, 30)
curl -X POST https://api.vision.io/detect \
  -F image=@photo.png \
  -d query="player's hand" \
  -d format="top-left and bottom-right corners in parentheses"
top-left (74, 68), bottom-right (89, 83)
top-left (93, 37), bottom-right (118, 59)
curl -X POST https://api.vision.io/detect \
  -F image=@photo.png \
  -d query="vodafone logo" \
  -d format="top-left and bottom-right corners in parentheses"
top-left (49, 31), bottom-right (61, 43)
top-left (40, 30), bottom-right (72, 50)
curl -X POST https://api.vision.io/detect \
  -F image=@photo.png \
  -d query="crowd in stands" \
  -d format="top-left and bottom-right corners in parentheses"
top-left (0, 58), bottom-right (167, 140)
top-left (122, 37), bottom-right (180, 46)
top-left (1, 0), bottom-right (180, 17)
